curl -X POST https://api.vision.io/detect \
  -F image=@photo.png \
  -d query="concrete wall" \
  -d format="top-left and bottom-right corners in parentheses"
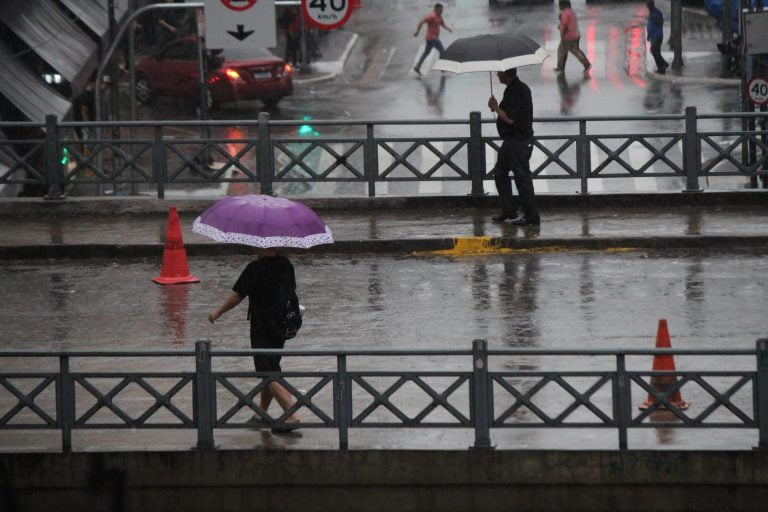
top-left (2, 449), bottom-right (768, 512)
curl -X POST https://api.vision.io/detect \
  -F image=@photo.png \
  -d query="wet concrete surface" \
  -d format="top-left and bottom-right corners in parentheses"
top-left (0, 249), bottom-right (764, 451)
top-left (1, 193), bottom-right (767, 452)
top-left (2, 249), bottom-right (765, 350)
top-left (2, 206), bottom-right (768, 247)
top-left (1, 0), bottom-right (765, 451)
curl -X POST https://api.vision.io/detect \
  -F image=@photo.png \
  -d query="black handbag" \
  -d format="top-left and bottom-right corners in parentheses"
top-left (283, 292), bottom-right (303, 340)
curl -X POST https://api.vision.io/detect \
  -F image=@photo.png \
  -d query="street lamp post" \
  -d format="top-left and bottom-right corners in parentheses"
top-left (721, 0), bottom-right (734, 77)
top-left (670, 0), bottom-right (684, 70)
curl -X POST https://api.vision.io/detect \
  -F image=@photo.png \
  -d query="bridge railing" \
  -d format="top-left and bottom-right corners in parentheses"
top-left (1, 340), bottom-right (766, 451)
top-left (1, 107), bottom-right (767, 199)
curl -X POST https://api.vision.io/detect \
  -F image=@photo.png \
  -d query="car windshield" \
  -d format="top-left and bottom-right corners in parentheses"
top-left (210, 47), bottom-right (276, 61)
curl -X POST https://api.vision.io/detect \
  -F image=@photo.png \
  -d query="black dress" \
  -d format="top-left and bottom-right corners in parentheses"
top-left (232, 256), bottom-right (296, 372)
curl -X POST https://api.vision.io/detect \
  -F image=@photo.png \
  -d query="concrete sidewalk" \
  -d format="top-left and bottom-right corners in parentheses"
top-left (0, 192), bottom-right (767, 258)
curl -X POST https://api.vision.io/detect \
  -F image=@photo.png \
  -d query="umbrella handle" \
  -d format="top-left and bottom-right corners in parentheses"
top-left (489, 72), bottom-right (497, 120)
top-left (489, 71), bottom-right (493, 96)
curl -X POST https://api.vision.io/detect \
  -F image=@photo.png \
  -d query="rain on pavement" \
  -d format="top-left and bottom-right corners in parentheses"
top-left (123, 0), bottom-right (744, 200)
top-left (0, 247), bottom-right (765, 451)
top-left (1, 0), bottom-right (762, 452)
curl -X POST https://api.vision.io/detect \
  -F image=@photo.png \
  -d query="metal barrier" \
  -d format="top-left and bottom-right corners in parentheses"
top-left (1, 340), bottom-right (766, 451)
top-left (1, 107), bottom-right (768, 199)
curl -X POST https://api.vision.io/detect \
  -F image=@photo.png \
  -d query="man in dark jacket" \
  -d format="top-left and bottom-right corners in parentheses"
top-left (488, 68), bottom-right (540, 225)
top-left (646, 0), bottom-right (668, 74)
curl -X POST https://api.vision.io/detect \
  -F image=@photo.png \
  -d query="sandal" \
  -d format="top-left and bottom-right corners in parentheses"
top-left (270, 421), bottom-right (300, 434)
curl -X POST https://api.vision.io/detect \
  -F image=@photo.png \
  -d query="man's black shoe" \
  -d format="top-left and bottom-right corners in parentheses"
top-left (506, 216), bottom-right (540, 226)
top-left (492, 213), bottom-right (517, 223)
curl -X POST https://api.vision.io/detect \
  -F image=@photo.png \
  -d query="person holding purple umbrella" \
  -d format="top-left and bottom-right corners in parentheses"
top-left (197, 195), bottom-right (334, 433)
top-left (208, 247), bottom-right (302, 433)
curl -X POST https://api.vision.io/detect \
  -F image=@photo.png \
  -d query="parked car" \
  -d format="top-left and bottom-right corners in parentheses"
top-left (135, 37), bottom-right (293, 109)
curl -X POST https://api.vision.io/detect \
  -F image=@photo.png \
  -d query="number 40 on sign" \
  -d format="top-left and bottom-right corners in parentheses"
top-left (301, 0), bottom-right (355, 30)
top-left (747, 77), bottom-right (768, 106)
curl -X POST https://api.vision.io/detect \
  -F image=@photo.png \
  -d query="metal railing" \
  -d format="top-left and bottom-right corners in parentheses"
top-left (1, 107), bottom-right (768, 199)
top-left (1, 339), bottom-right (766, 451)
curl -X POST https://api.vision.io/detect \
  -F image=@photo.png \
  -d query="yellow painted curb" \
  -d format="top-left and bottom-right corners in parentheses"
top-left (413, 237), bottom-right (637, 256)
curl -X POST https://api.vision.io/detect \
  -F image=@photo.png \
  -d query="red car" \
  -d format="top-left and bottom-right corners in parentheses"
top-left (135, 36), bottom-right (293, 109)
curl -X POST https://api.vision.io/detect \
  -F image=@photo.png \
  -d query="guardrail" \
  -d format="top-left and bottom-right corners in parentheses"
top-left (1, 340), bottom-right (766, 451)
top-left (1, 107), bottom-right (768, 199)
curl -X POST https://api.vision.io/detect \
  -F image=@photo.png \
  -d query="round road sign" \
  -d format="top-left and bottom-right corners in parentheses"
top-left (301, 0), bottom-right (353, 30)
top-left (221, 0), bottom-right (257, 12)
top-left (747, 77), bottom-right (768, 106)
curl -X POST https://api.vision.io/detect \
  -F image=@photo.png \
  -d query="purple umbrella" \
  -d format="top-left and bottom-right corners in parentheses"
top-left (192, 195), bottom-right (333, 249)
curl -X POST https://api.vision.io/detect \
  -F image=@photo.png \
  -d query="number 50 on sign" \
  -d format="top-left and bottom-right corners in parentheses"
top-left (302, 0), bottom-right (353, 30)
top-left (747, 77), bottom-right (768, 106)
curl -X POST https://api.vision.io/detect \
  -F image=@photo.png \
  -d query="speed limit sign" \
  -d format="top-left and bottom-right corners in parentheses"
top-left (301, 0), bottom-right (353, 30)
top-left (747, 77), bottom-right (768, 106)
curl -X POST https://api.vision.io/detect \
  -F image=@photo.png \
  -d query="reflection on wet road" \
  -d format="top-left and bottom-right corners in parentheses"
top-left (1, 250), bottom-right (765, 350)
top-left (1, 250), bottom-right (764, 450)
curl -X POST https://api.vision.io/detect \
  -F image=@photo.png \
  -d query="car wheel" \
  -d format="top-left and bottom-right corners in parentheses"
top-left (135, 75), bottom-right (155, 104)
top-left (262, 97), bottom-right (281, 108)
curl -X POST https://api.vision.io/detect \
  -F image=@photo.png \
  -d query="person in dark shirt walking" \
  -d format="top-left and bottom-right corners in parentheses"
top-left (488, 68), bottom-right (540, 225)
top-left (154, 0), bottom-right (181, 52)
top-left (646, 0), bottom-right (668, 74)
top-left (209, 249), bottom-right (301, 432)
top-left (281, 6), bottom-right (301, 66)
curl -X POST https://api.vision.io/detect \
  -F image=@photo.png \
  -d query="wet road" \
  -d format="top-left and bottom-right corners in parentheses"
top-left (110, 0), bottom-right (750, 200)
top-left (1, 250), bottom-right (765, 351)
top-left (138, 1), bottom-right (737, 124)
top-left (1, 249), bottom-right (764, 450)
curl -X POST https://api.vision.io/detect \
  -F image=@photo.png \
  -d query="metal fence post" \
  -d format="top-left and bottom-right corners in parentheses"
top-left (683, 106), bottom-right (702, 192)
top-left (195, 340), bottom-right (215, 449)
top-left (471, 339), bottom-right (493, 449)
top-left (57, 355), bottom-right (74, 452)
top-left (257, 112), bottom-right (274, 195)
top-left (468, 111), bottom-right (486, 196)
top-left (44, 115), bottom-right (65, 200)
top-left (577, 120), bottom-right (591, 195)
top-left (614, 353), bottom-right (630, 450)
top-left (335, 354), bottom-right (351, 450)
top-left (757, 339), bottom-right (768, 449)
top-left (364, 123), bottom-right (378, 197)
top-left (152, 125), bottom-right (166, 199)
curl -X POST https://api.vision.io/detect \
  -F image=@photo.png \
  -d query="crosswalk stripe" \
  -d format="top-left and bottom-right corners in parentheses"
top-left (418, 141), bottom-right (446, 194)
top-left (531, 146), bottom-right (549, 193)
top-left (376, 144), bottom-right (391, 195)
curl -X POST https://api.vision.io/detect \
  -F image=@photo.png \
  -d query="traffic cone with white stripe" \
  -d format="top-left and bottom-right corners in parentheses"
top-left (638, 319), bottom-right (690, 410)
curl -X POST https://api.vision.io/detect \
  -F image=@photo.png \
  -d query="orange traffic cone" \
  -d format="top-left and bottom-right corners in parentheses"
top-left (638, 319), bottom-right (690, 410)
top-left (152, 207), bottom-right (199, 285)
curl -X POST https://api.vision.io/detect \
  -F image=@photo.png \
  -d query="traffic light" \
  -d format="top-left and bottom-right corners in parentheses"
top-left (298, 115), bottom-right (319, 137)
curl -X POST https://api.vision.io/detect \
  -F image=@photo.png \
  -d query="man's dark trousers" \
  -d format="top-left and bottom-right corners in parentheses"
top-left (649, 37), bottom-right (668, 71)
top-left (493, 138), bottom-right (539, 221)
